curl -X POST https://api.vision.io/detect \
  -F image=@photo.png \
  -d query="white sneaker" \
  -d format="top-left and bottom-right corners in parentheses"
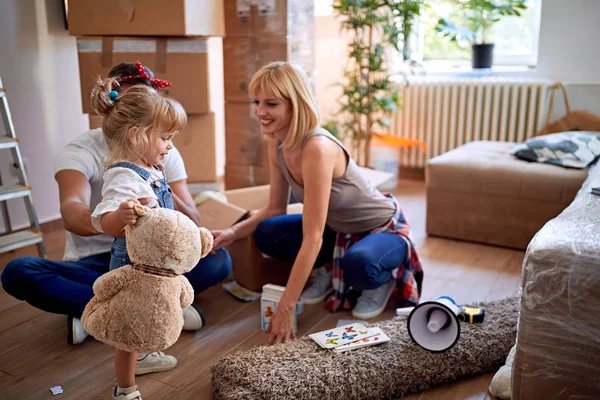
top-left (351, 278), bottom-right (396, 319)
top-left (67, 316), bottom-right (90, 345)
top-left (182, 303), bottom-right (205, 331)
top-left (112, 384), bottom-right (143, 400)
top-left (135, 351), bottom-right (177, 376)
top-left (300, 267), bottom-right (333, 305)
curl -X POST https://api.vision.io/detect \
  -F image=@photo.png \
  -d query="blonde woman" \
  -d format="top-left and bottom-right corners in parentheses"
top-left (212, 62), bottom-right (424, 345)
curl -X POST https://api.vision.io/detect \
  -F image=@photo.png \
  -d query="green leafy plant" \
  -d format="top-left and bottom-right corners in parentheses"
top-left (333, 0), bottom-right (423, 167)
top-left (435, 0), bottom-right (527, 45)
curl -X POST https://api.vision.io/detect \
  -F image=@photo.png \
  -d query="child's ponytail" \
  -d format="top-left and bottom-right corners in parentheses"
top-left (90, 77), bottom-right (119, 117)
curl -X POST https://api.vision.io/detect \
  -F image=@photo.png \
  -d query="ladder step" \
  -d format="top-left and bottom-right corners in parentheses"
top-left (0, 229), bottom-right (43, 254)
top-left (0, 136), bottom-right (18, 150)
top-left (0, 183), bottom-right (30, 202)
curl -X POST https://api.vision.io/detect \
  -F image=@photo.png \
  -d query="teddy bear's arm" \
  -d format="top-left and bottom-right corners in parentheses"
top-left (92, 267), bottom-right (130, 301)
top-left (179, 275), bottom-right (195, 308)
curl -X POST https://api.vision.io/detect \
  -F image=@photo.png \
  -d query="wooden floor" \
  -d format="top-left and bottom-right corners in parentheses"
top-left (0, 179), bottom-right (524, 400)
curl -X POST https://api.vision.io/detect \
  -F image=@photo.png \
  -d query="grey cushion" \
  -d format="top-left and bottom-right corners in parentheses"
top-left (511, 131), bottom-right (600, 168)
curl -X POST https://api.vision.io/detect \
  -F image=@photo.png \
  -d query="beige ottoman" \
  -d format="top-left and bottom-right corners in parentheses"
top-left (426, 141), bottom-right (588, 249)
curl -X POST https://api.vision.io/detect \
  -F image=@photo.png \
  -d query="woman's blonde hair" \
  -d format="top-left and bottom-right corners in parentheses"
top-left (248, 62), bottom-right (320, 149)
top-left (90, 77), bottom-right (186, 165)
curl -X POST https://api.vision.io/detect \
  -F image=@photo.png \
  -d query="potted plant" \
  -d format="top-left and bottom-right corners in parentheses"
top-left (332, 0), bottom-right (423, 167)
top-left (435, 0), bottom-right (527, 69)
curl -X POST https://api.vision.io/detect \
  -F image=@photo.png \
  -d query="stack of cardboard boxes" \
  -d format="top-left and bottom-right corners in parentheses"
top-left (68, 0), bottom-right (226, 186)
top-left (222, 0), bottom-right (315, 189)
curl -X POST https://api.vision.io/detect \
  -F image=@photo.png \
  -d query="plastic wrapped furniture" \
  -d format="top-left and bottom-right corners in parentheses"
top-left (513, 161), bottom-right (600, 399)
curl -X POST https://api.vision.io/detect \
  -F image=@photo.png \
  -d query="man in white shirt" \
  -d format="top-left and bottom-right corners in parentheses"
top-left (1, 62), bottom-right (231, 376)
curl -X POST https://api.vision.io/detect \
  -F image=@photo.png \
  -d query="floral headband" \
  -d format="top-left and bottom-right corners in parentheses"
top-left (115, 60), bottom-right (172, 89)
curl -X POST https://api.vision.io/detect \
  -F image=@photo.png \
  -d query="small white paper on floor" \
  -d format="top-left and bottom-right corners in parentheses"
top-left (49, 385), bottom-right (64, 395)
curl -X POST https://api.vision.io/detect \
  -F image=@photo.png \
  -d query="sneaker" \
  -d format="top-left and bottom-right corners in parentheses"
top-left (135, 351), bottom-right (177, 376)
top-left (351, 278), bottom-right (396, 319)
top-left (67, 316), bottom-right (89, 345)
top-left (112, 384), bottom-right (143, 400)
top-left (182, 303), bottom-right (205, 331)
top-left (300, 267), bottom-right (333, 305)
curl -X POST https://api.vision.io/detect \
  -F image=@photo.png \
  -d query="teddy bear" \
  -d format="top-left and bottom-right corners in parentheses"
top-left (81, 205), bottom-right (213, 353)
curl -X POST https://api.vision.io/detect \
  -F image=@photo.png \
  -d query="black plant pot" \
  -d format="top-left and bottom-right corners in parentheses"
top-left (471, 44), bottom-right (494, 69)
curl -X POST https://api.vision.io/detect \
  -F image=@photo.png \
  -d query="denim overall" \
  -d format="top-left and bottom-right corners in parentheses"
top-left (108, 161), bottom-right (174, 271)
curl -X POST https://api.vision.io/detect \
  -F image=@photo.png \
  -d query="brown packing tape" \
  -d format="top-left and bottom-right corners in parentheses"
top-left (118, 0), bottom-right (136, 22)
top-left (156, 38), bottom-right (167, 74)
top-left (101, 37), bottom-right (113, 68)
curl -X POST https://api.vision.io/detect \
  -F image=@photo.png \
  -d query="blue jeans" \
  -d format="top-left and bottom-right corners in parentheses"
top-left (1, 249), bottom-right (231, 318)
top-left (254, 214), bottom-right (408, 290)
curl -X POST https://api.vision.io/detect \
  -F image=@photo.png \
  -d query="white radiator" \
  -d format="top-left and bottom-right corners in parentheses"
top-left (391, 77), bottom-right (554, 168)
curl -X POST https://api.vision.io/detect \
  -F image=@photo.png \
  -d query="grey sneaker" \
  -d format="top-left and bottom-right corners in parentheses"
top-left (113, 385), bottom-right (142, 400)
top-left (351, 278), bottom-right (396, 319)
top-left (67, 316), bottom-right (89, 345)
top-left (112, 384), bottom-right (142, 400)
top-left (182, 303), bottom-right (205, 331)
top-left (135, 351), bottom-right (177, 376)
top-left (300, 267), bottom-right (333, 304)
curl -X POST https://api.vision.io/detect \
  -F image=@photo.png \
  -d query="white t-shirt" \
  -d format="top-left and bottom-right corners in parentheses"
top-left (90, 165), bottom-right (164, 233)
top-left (54, 129), bottom-right (187, 261)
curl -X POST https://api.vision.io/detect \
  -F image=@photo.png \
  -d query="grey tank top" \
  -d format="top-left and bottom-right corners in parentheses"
top-left (276, 128), bottom-right (396, 234)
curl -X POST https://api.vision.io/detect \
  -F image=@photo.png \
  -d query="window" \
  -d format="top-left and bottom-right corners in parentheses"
top-left (315, 0), bottom-right (542, 69)
top-left (416, 0), bottom-right (542, 67)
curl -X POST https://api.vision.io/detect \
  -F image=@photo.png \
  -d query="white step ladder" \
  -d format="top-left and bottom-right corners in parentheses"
top-left (0, 78), bottom-right (47, 257)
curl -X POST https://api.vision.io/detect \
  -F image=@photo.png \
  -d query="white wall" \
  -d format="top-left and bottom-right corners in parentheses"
top-left (315, 0), bottom-right (600, 121)
top-left (0, 0), bottom-right (87, 232)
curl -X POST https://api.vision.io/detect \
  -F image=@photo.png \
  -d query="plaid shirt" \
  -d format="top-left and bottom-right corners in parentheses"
top-left (324, 194), bottom-right (424, 313)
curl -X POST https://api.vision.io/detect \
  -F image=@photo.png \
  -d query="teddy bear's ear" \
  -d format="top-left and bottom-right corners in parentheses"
top-left (134, 204), bottom-right (152, 217)
top-left (198, 227), bottom-right (214, 258)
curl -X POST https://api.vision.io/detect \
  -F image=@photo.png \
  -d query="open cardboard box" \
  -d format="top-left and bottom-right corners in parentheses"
top-left (197, 185), bottom-right (298, 291)
top-left (196, 166), bottom-right (394, 291)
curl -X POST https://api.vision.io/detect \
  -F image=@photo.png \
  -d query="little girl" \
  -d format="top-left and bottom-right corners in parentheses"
top-left (89, 76), bottom-right (186, 400)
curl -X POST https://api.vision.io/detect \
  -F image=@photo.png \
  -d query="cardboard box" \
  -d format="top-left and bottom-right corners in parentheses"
top-left (89, 114), bottom-right (103, 129)
top-left (224, 0), bottom-right (314, 39)
top-left (174, 113), bottom-right (225, 183)
top-left (68, 0), bottom-right (224, 37)
top-left (77, 36), bottom-right (222, 115)
top-left (225, 163), bottom-right (270, 190)
top-left (223, 37), bottom-right (287, 102)
top-left (197, 185), bottom-right (302, 291)
top-left (225, 102), bottom-right (269, 167)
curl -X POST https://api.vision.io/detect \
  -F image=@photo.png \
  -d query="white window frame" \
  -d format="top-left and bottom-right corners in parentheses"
top-left (413, 0), bottom-right (542, 69)
top-left (315, 0), bottom-right (542, 70)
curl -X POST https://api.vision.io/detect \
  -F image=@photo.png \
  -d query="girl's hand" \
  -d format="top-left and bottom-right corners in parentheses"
top-left (211, 228), bottom-right (236, 250)
top-left (267, 306), bottom-right (296, 345)
top-left (116, 199), bottom-right (140, 226)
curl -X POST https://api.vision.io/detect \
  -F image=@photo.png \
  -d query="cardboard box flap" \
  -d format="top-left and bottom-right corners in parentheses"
top-left (225, 185), bottom-right (271, 210)
top-left (197, 198), bottom-right (247, 231)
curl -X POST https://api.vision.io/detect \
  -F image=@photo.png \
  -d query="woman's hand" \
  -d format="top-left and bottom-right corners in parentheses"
top-left (211, 228), bottom-right (236, 250)
top-left (267, 306), bottom-right (296, 345)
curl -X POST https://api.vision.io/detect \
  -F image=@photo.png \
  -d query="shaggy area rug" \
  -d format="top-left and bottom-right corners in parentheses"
top-left (212, 297), bottom-right (518, 400)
